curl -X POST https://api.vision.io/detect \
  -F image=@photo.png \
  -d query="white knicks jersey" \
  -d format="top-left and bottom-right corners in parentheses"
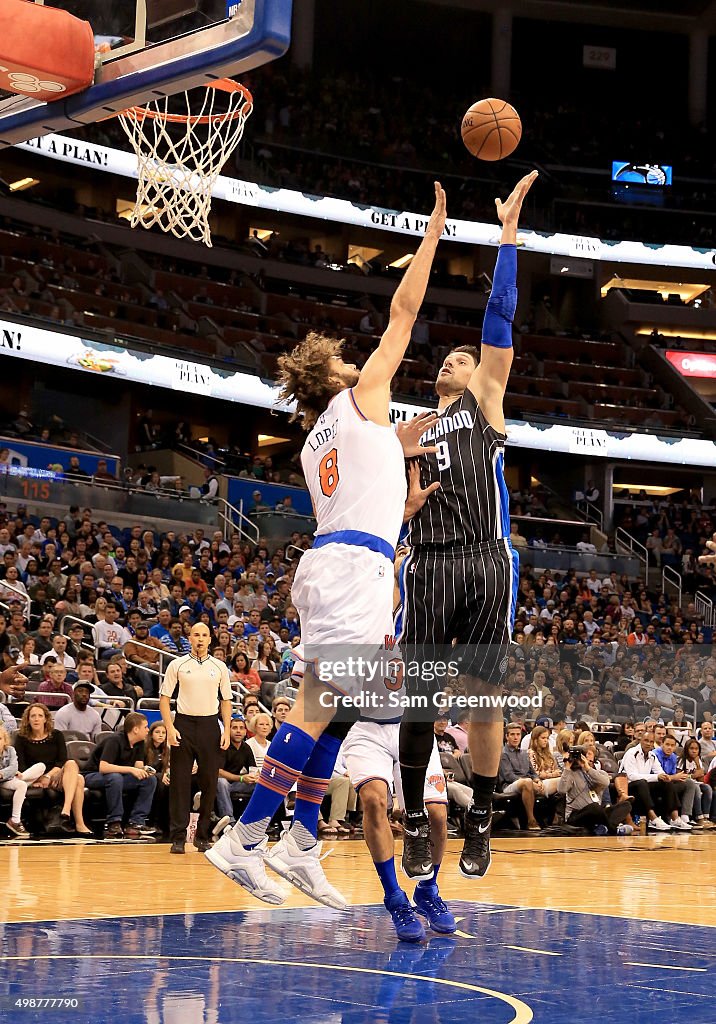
top-left (301, 387), bottom-right (406, 549)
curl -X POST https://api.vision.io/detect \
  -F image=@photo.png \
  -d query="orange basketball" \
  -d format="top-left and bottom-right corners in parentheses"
top-left (461, 98), bottom-right (522, 161)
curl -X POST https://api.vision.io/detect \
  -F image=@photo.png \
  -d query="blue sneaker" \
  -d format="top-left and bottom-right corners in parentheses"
top-left (413, 885), bottom-right (457, 934)
top-left (384, 890), bottom-right (426, 943)
top-left (593, 824), bottom-right (609, 836)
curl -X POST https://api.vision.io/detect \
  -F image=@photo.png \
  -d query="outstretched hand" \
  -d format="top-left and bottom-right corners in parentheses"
top-left (496, 170), bottom-right (538, 227)
top-left (426, 181), bottom-right (447, 239)
top-left (699, 532), bottom-right (716, 565)
top-left (396, 411), bottom-right (439, 457)
top-left (403, 460), bottom-right (440, 523)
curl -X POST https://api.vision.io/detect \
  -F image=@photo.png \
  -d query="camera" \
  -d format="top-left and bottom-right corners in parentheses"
top-left (568, 744), bottom-right (586, 768)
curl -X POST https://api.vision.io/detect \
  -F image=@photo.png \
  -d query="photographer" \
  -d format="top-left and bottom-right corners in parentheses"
top-left (557, 746), bottom-right (632, 835)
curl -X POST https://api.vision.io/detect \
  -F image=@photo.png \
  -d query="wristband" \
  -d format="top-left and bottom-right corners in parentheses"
top-left (482, 244), bottom-right (517, 349)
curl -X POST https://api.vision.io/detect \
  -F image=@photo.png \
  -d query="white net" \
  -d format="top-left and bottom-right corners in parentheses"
top-left (118, 80), bottom-right (253, 247)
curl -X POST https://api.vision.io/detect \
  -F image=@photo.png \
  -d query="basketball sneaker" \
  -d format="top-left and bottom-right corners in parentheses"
top-left (413, 885), bottom-right (457, 934)
top-left (264, 830), bottom-right (348, 911)
top-left (205, 832), bottom-right (286, 905)
top-left (384, 890), bottom-right (426, 943)
top-left (400, 811), bottom-right (433, 881)
top-left (458, 806), bottom-right (492, 879)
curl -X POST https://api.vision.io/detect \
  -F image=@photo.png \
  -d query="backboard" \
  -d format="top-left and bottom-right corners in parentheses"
top-left (0, 0), bottom-right (291, 147)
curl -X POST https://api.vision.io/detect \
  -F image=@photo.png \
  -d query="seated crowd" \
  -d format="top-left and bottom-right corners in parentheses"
top-left (0, 499), bottom-right (714, 841)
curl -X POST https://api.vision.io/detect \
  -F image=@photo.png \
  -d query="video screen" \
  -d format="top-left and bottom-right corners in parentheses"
top-left (612, 161), bottom-right (673, 186)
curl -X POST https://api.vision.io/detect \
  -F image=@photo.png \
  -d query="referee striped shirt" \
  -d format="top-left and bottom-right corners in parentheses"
top-left (407, 389), bottom-right (510, 547)
top-left (160, 654), bottom-right (233, 716)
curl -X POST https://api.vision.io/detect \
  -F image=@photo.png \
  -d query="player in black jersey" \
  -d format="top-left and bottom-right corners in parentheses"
top-left (398, 170), bottom-right (538, 882)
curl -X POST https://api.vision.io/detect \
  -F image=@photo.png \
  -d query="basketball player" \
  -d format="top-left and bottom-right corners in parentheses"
top-left (339, 546), bottom-right (456, 942)
top-left (398, 171), bottom-right (538, 883)
top-left (206, 182), bottom-right (447, 905)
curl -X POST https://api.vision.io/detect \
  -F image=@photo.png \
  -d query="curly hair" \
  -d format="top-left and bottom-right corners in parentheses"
top-left (277, 332), bottom-right (344, 431)
top-left (18, 702), bottom-right (54, 739)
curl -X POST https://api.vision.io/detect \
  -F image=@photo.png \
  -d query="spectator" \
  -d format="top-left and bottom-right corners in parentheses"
top-left (679, 737), bottom-right (714, 828)
top-left (83, 711), bottom-right (157, 838)
top-left (699, 721), bottom-right (716, 768)
top-left (653, 733), bottom-right (699, 828)
top-left (0, 723), bottom-right (45, 835)
top-left (123, 620), bottom-right (164, 696)
top-left (498, 725), bottom-right (543, 830)
top-left (39, 634), bottom-right (76, 670)
top-left (64, 456), bottom-right (89, 481)
top-left (509, 522), bottom-right (528, 550)
top-left (53, 680), bottom-right (103, 740)
top-left (445, 709), bottom-right (470, 753)
top-left (620, 729), bottom-right (685, 831)
top-left (434, 712), bottom-right (459, 754)
top-left (557, 746), bottom-right (630, 834)
top-left (14, 702), bottom-right (92, 835)
top-left (93, 602), bottom-right (131, 661)
top-left (93, 459), bottom-right (117, 483)
top-left (270, 695), bottom-right (292, 738)
top-left (36, 662), bottom-right (74, 710)
top-left (245, 712), bottom-right (272, 770)
top-left (215, 717), bottom-right (259, 826)
top-left (145, 721), bottom-right (171, 836)
top-left (102, 659), bottom-right (141, 705)
top-left (666, 707), bottom-right (691, 746)
top-left (528, 726), bottom-right (562, 797)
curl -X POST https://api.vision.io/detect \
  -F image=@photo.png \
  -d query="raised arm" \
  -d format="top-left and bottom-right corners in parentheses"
top-left (353, 182), bottom-right (447, 424)
top-left (469, 170), bottom-right (538, 432)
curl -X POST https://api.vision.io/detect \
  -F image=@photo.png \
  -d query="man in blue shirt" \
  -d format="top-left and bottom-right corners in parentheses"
top-left (243, 609), bottom-right (261, 637)
top-left (150, 608), bottom-right (173, 647)
top-left (654, 733), bottom-right (698, 825)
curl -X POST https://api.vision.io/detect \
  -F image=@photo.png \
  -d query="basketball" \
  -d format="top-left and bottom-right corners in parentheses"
top-left (461, 98), bottom-right (522, 161)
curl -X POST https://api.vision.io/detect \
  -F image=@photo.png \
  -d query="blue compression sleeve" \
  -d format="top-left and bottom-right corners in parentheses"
top-left (482, 243), bottom-right (517, 349)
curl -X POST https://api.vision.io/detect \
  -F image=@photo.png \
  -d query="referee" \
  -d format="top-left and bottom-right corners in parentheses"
top-left (160, 623), bottom-right (232, 854)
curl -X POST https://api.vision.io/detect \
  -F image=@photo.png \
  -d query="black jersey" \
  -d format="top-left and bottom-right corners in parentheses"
top-left (406, 389), bottom-right (510, 548)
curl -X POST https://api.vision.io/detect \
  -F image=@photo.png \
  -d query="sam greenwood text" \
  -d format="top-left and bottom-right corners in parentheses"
top-left (318, 692), bottom-right (545, 710)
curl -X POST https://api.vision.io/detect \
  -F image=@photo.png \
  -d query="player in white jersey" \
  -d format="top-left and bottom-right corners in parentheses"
top-left (207, 183), bottom-right (447, 906)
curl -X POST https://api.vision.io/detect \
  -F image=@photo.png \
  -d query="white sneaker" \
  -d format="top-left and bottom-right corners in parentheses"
top-left (647, 816), bottom-right (671, 832)
top-left (265, 830), bottom-right (348, 911)
top-left (205, 832), bottom-right (286, 905)
top-left (672, 817), bottom-right (692, 831)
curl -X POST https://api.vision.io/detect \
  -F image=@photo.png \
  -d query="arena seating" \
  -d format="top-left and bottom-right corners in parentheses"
top-left (0, 491), bottom-right (713, 840)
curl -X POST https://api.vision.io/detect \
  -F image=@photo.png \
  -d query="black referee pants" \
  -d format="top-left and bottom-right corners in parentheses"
top-left (169, 713), bottom-right (222, 843)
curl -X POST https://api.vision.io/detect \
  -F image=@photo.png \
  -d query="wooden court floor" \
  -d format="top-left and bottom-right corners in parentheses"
top-left (2, 833), bottom-right (714, 926)
top-left (1, 834), bottom-right (714, 1024)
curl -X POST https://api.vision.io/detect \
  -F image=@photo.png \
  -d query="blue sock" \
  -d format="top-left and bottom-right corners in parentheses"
top-left (417, 865), bottom-right (440, 890)
top-left (237, 723), bottom-right (316, 848)
top-left (375, 857), bottom-right (401, 899)
top-left (291, 732), bottom-right (342, 849)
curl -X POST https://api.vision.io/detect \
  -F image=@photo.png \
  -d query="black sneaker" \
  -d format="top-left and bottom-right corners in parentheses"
top-left (459, 807), bottom-right (492, 879)
top-left (400, 811), bottom-right (433, 880)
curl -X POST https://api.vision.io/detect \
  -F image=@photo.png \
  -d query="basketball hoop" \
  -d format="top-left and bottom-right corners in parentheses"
top-left (118, 79), bottom-right (253, 247)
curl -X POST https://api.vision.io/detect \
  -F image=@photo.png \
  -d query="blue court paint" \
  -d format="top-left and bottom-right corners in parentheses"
top-left (1, 902), bottom-right (713, 1023)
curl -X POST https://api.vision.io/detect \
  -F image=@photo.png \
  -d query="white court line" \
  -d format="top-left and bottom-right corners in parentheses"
top-left (504, 945), bottom-right (562, 957)
top-left (623, 962), bottom-right (707, 972)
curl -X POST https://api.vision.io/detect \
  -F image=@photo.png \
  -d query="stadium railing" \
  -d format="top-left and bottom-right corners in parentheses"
top-left (0, 470), bottom-right (219, 527)
top-left (0, 579), bottom-right (31, 619)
